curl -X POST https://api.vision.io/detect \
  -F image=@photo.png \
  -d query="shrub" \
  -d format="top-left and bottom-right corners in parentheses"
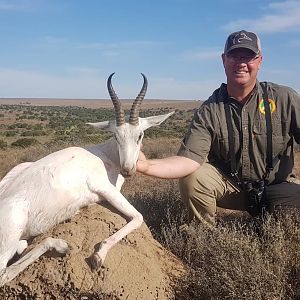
top-left (21, 130), bottom-right (46, 137)
top-left (0, 139), bottom-right (7, 149)
top-left (11, 138), bottom-right (38, 148)
top-left (5, 131), bottom-right (17, 137)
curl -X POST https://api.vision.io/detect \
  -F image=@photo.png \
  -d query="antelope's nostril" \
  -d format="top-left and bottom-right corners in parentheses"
top-left (121, 166), bottom-right (136, 177)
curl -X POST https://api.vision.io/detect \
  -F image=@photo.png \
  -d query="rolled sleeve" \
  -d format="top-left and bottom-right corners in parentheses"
top-left (177, 107), bottom-right (212, 165)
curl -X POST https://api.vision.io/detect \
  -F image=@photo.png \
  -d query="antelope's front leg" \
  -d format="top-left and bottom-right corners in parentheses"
top-left (88, 183), bottom-right (143, 271)
top-left (87, 241), bottom-right (109, 270)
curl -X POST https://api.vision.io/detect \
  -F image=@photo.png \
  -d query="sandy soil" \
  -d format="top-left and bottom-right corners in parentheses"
top-left (0, 204), bottom-right (185, 299)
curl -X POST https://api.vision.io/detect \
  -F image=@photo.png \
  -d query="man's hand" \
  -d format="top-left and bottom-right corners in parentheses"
top-left (137, 150), bottom-right (149, 174)
top-left (138, 149), bottom-right (146, 161)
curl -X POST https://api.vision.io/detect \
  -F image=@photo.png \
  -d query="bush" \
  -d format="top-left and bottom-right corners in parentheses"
top-left (11, 138), bottom-right (38, 148)
top-left (5, 131), bottom-right (17, 137)
top-left (21, 130), bottom-right (46, 137)
top-left (0, 139), bottom-right (7, 149)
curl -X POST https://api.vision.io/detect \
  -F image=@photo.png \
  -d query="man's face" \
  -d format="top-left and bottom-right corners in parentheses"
top-left (222, 48), bottom-right (262, 88)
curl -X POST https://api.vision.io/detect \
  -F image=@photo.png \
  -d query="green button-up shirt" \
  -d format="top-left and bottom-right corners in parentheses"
top-left (178, 81), bottom-right (300, 184)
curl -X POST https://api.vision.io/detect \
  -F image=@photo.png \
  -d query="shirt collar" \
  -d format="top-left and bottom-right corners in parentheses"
top-left (221, 81), bottom-right (259, 105)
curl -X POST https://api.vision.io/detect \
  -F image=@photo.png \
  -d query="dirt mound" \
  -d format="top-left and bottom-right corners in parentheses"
top-left (0, 204), bottom-right (185, 299)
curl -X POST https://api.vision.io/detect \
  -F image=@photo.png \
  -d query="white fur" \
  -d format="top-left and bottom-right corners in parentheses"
top-left (0, 111), bottom-right (174, 286)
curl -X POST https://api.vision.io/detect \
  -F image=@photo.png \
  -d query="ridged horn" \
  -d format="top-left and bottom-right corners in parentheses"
top-left (107, 73), bottom-right (125, 126)
top-left (129, 73), bottom-right (148, 125)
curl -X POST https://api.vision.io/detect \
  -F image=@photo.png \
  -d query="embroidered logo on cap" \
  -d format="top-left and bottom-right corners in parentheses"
top-left (233, 32), bottom-right (252, 44)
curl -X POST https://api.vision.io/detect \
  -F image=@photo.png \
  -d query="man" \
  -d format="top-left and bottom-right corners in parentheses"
top-left (137, 30), bottom-right (300, 226)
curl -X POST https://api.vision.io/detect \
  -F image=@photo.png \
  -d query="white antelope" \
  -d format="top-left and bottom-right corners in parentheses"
top-left (0, 73), bottom-right (174, 286)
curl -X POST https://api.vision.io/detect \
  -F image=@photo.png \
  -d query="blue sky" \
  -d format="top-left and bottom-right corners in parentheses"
top-left (0, 0), bottom-right (299, 100)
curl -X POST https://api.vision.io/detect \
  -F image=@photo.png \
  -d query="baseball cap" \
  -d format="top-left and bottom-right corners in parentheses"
top-left (224, 30), bottom-right (261, 55)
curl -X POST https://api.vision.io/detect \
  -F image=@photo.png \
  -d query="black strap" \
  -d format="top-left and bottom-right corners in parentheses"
top-left (261, 82), bottom-right (273, 180)
top-left (224, 100), bottom-right (240, 183)
top-left (225, 83), bottom-right (273, 184)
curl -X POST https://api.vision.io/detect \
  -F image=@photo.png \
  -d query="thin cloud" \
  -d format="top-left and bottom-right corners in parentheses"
top-left (0, 68), bottom-right (103, 98)
top-left (223, 0), bottom-right (300, 33)
top-left (0, 0), bottom-right (38, 11)
top-left (76, 42), bottom-right (123, 57)
top-left (149, 76), bottom-right (222, 100)
top-left (77, 40), bottom-right (164, 50)
top-left (288, 39), bottom-right (300, 47)
top-left (181, 48), bottom-right (221, 61)
top-left (76, 40), bottom-right (165, 58)
top-left (67, 67), bottom-right (102, 77)
top-left (0, 68), bottom-right (222, 100)
top-left (42, 35), bottom-right (67, 45)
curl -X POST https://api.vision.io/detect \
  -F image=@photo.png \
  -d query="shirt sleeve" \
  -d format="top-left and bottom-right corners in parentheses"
top-left (177, 105), bottom-right (212, 165)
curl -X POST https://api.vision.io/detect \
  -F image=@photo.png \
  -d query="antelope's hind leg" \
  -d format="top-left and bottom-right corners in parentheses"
top-left (0, 237), bottom-right (69, 286)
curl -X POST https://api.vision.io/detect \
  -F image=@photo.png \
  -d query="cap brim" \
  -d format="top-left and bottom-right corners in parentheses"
top-left (225, 44), bottom-right (260, 55)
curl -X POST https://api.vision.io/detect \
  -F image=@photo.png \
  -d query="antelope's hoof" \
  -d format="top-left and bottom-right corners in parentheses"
top-left (87, 253), bottom-right (102, 271)
top-left (53, 239), bottom-right (70, 254)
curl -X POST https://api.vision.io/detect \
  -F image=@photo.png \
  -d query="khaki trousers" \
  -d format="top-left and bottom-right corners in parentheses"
top-left (179, 163), bottom-right (300, 226)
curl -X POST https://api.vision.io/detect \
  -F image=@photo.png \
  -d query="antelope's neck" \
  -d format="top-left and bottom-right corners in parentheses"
top-left (86, 138), bottom-right (120, 169)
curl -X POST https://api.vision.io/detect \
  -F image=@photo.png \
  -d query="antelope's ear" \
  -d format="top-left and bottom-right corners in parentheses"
top-left (139, 111), bottom-right (175, 131)
top-left (86, 120), bottom-right (116, 131)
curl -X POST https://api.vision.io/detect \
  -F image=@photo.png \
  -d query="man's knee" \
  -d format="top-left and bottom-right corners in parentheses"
top-left (179, 163), bottom-right (223, 199)
top-left (179, 170), bottom-right (200, 203)
top-left (179, 164), bottom-right (220, 225)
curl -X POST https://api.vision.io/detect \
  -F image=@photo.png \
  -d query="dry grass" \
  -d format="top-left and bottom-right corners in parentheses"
top-left (125, 177), bottom-right (300, 299)
top-left (1, 128), bottom-right (300, 299)
top-left (169, 211), bottom-right (300, 300)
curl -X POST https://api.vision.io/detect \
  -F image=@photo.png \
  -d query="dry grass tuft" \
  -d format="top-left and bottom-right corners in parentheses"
top-left (133, 185), bottom-right (300, 300)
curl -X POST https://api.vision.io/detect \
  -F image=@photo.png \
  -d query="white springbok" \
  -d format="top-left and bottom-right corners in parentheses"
top-left (0, 73), bottom-right (174, 286)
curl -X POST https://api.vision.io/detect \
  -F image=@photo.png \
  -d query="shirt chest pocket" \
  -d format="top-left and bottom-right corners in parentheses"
top-left (253, 114), bottom-right (289, 137)
top-left (253, 114), bottom-right (289, 156)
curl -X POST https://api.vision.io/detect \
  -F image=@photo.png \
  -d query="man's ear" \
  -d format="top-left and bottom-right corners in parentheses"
top-left (258, 55), bottom-right (263, 70)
